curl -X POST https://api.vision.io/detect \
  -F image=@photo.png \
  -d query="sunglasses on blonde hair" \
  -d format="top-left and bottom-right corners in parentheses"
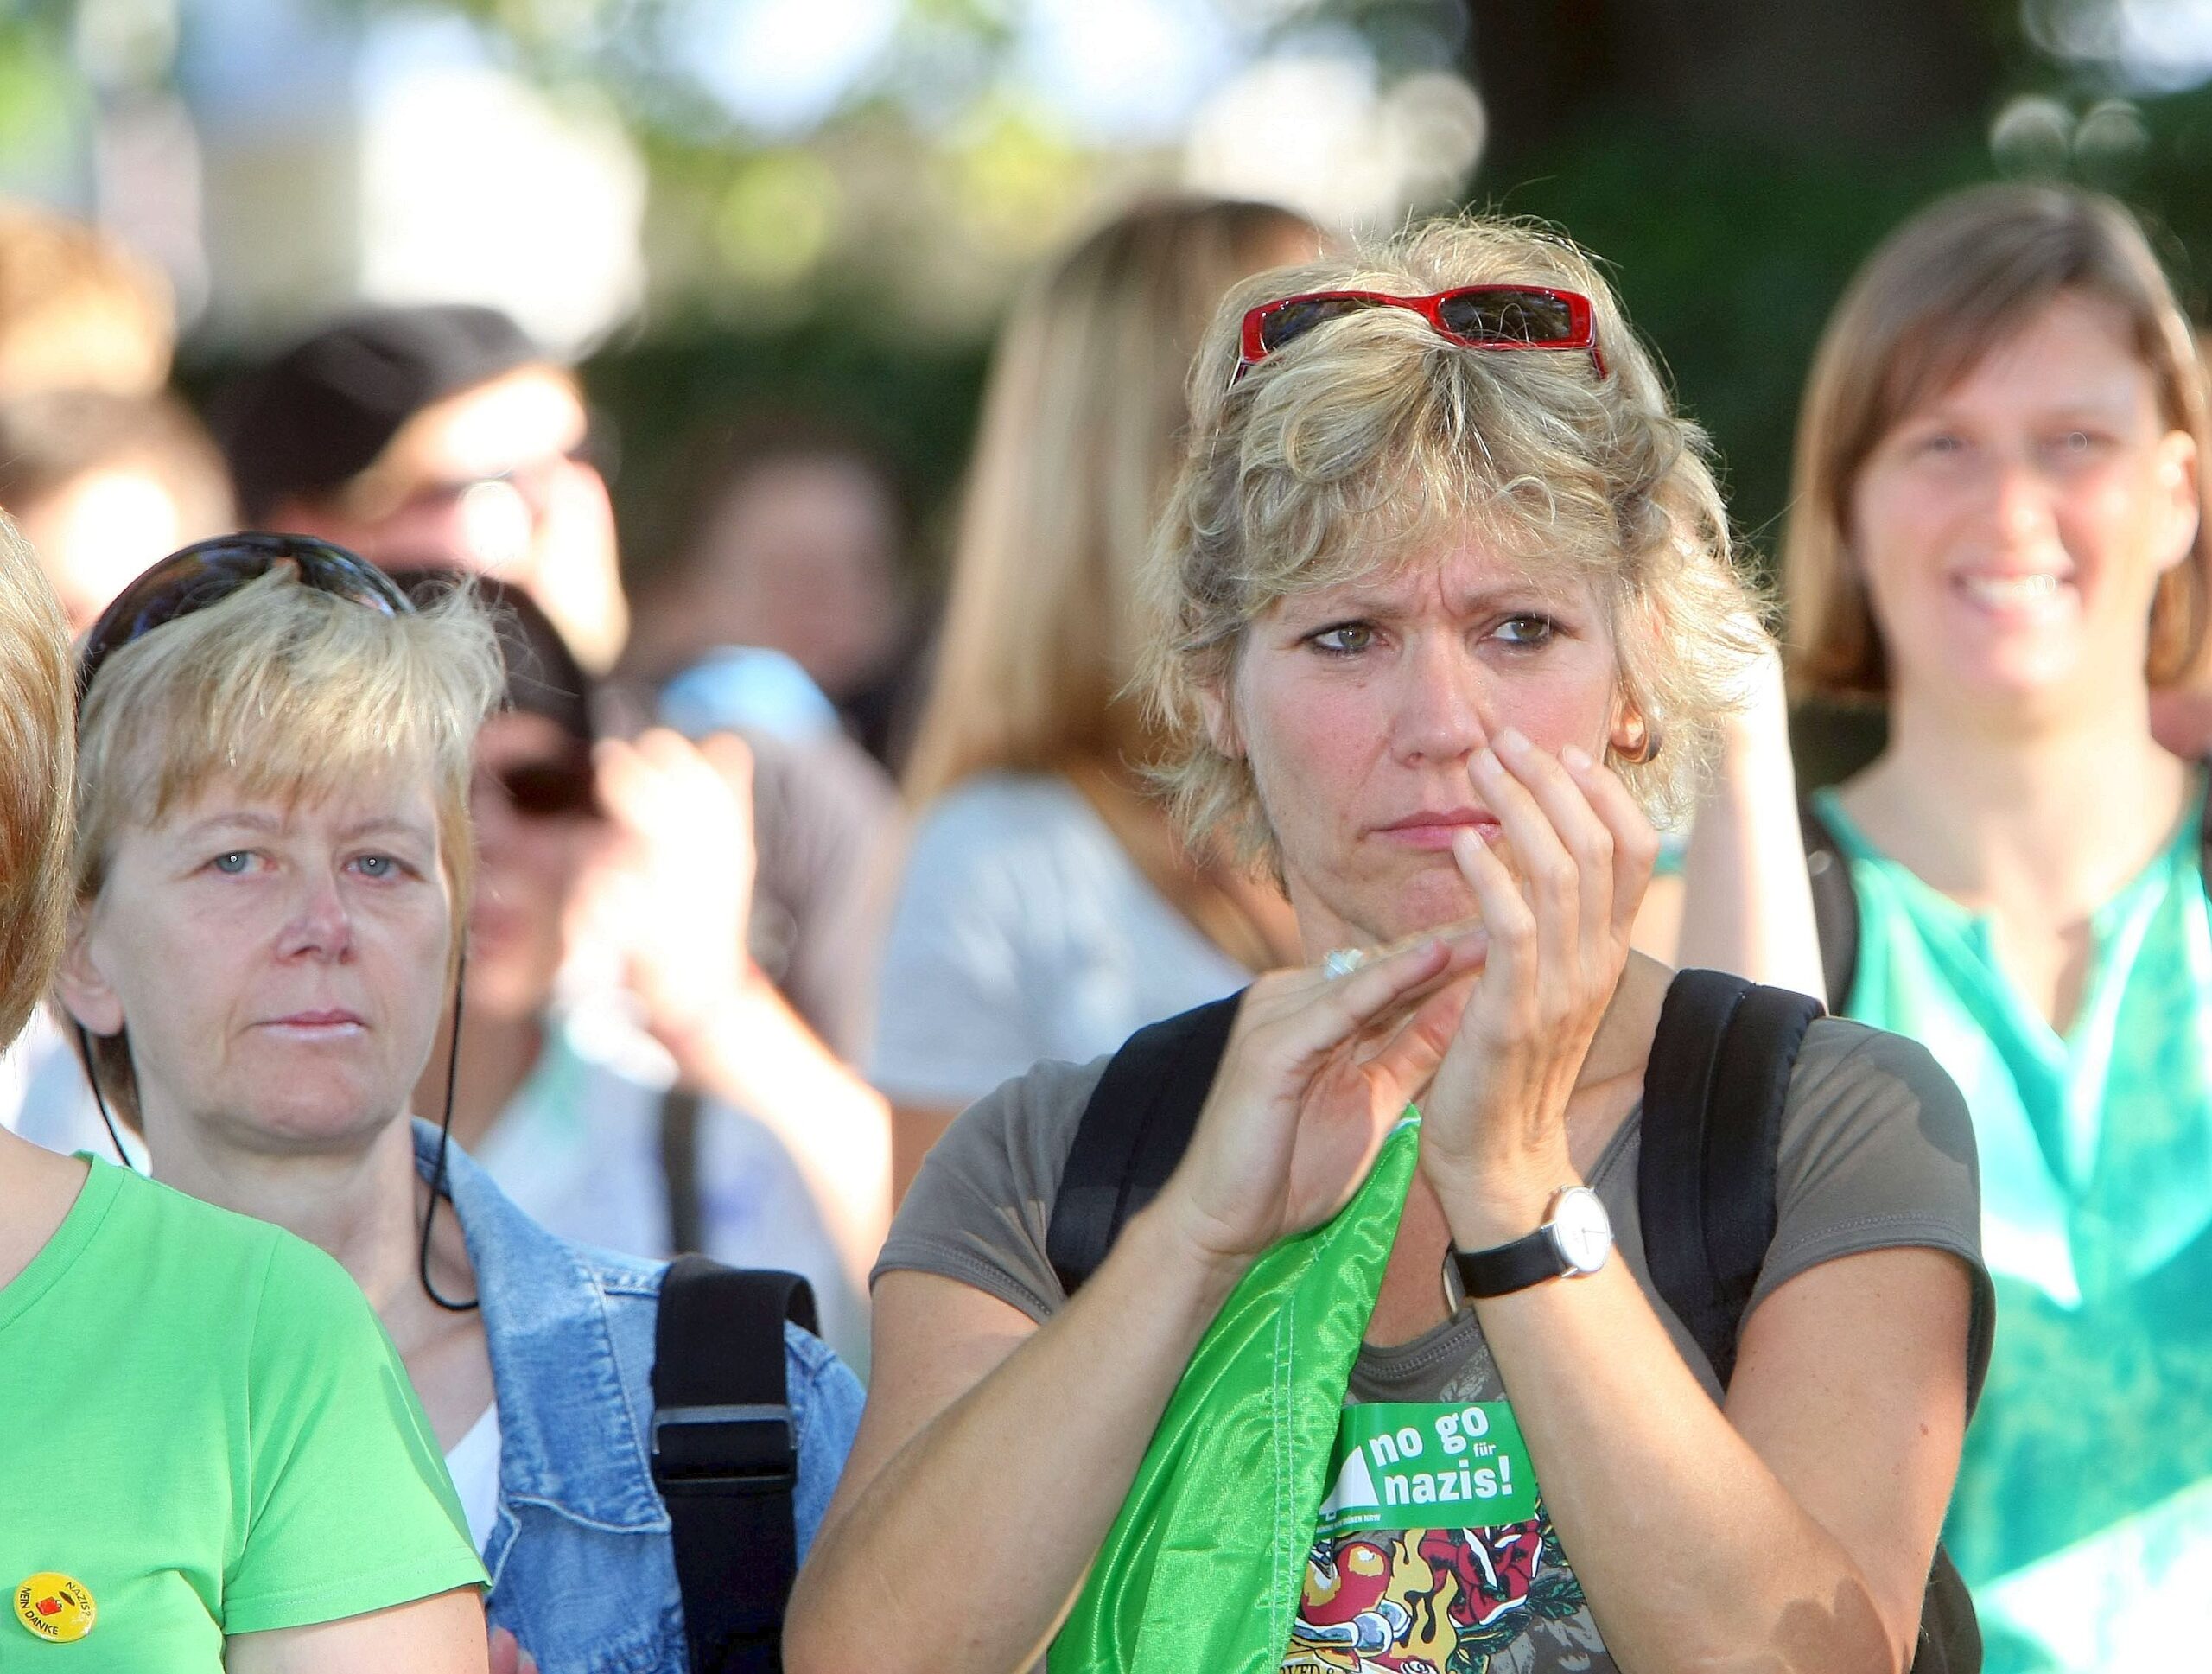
top-left (71, 531), bottom-right (484, 1314)
top-left (1236, 284), bottom-right (1605, 383)
top-left (77, 532), bottom-right (410, 713)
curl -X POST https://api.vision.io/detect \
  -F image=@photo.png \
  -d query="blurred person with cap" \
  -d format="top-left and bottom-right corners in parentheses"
top-left (399, 570), bottom-right (882, 1365)
top-left (0, 198), bottom-right (172, 399)
top-left (216, 303), bottom-right (628, 672)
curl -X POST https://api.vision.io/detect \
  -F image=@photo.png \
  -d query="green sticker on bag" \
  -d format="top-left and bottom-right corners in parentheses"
top-left (1313, 1401), bottom-right (1539, 1537)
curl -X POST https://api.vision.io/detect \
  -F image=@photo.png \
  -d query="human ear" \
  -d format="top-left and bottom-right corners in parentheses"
top-left (53, 903), bottom-right (126, 1039)
top-left (2153, 430), bottom-right (2200, 576)
top-left (1198, 677), bottom-right (1243, 761)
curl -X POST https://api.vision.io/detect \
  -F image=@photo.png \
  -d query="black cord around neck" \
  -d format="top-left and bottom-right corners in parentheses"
top-left (418, 951), bottom-right (480, 1313)
top-left (75, 1022), bottom-right (141, 1174)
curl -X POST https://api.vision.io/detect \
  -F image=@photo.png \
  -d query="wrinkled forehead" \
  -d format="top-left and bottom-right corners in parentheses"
top-left (1242, 505), bottom-right (1621, 647)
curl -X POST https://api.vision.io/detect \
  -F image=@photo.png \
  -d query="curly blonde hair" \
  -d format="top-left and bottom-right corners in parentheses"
top-left (1141, 213), bottom-right (1764, 869)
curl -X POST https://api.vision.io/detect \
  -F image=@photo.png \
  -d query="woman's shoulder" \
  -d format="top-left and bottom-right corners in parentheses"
top-left (1785, 1015), bottom-right (1975, 1149)
top-left (99, 1162), bottom-right (313, 1299)
top-left (1761, 1013), bottom-right (1993, 1397)
top-left (874, 1053), bottom-right (1113, 1321)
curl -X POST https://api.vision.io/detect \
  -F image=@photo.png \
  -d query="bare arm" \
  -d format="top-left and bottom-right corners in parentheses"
top-left (1427, 731), bottom-right (1967, 1671)
top-left (787, 938), bottom-right (1486, 1674)
top-left (226, 1589), bottom-right (488, 1674)
top-left (594, 729), bottom-right (893, 1289)
top-left (1472, 1243), bottom-right (1969, 1671)
top-left (657, 973), bottom-right (892, 1292)
top-left (1669, 639), bottom-right (1827, 997)
top-left (787, 1225), bottom-right (1243, 1674)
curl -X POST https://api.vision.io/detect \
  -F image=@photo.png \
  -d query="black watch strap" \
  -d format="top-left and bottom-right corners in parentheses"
top-left (1451, 1228), bottom-right (1567, 1299)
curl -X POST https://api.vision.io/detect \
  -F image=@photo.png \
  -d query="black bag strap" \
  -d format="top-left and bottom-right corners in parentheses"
top-left (2200, 761), bottom-right (2212, 887)
top-left (1638, 969), bottom-right (1821, 1387)
top-left (1799, 796), bottom-right (1861, 1017)
top-left (650, 1257), bottom-right (818, 1674)
top-left (1640, 971), bottom-right (1979, 1672)
top-left (660, 1086), bottom-right (705, 1256)
top-left (1047, 991), bottom-right (1245, 1297)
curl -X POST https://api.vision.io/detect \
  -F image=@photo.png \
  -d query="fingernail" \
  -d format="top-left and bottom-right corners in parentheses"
top-left (1471, 747), bottom-right (1500, 776)
top-left (1561, 742), bottom-right (1592, 771)
top-left (1496, 727), bottom-right (1530, 755)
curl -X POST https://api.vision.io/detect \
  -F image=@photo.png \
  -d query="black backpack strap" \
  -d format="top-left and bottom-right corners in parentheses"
top-left (1639, 973), bottom-right (1978, 1671)
top-left (651, 1257), bottom-right (819, 1673)
top-left (1799, 795), bottom-right (1861, 1016)
top-left (1638, 969), bottom-right (1821, 1388)
top-left (2200, 760), bottom-right (2211, 893)
top-left (660, 1086), bottom-right (705, 1256)
top-left (1047, 991), bottom-right (1246, 1297)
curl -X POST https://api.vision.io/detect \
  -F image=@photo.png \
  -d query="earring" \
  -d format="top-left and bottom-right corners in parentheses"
top-left (1612, 709), bottom-right (1661, 767)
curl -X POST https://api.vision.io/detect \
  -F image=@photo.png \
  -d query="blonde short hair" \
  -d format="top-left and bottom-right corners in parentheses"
top-left (1784, 182), bottom-right (2212, 700)
top-left (0, 517), bottom-right (74, 1047)
top-left (1143, 214), bottom-right (1763, 869)
top-left (71, 568), bottom-right (502, 1116)
top-left (905, 197), bottom-right (1323, 804)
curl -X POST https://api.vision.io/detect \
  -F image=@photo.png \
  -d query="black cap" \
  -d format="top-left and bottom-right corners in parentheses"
top-left (218, 304), bottom-right (543, 521)
top-left (388, 565), bottom-right (594, 748)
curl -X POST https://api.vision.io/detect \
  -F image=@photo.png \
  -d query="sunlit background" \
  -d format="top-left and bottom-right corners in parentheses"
top-left (8, 0), bottom-right (2212, 606)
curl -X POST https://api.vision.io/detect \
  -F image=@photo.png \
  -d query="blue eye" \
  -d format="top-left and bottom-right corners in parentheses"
top-left (353, 854), bottom-right (397, 880)
top-left (211, 851), bottom-right (251, 875)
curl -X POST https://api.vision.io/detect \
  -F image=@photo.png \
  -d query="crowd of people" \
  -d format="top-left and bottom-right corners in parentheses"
top-left (0, 173), bottom-right (2204, 1672)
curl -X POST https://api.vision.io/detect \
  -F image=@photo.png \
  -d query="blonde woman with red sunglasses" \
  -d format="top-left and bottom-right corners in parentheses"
top-left (791, 216), bottom-right (1988, 1674)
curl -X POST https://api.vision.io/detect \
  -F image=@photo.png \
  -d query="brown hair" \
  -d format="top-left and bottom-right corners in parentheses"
top-left (0, 517), bottom-right (75, 1047)
top-left (1145, 214), bottom-right (1764, 870)
top-left (904, 196), bottom-right (1323, 805)
top-left (1784, 181), bottom-right (2212, 699)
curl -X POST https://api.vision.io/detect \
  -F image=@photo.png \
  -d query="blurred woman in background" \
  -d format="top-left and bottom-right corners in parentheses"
top-left (872, 197), bottom-right (1321, 1195)
top-left (1783, 181), bottom-right (2212, 1670)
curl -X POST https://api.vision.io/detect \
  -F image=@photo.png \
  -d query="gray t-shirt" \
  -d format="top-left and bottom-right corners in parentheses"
top-left (875, 1015), bottom-right (1992, 1671)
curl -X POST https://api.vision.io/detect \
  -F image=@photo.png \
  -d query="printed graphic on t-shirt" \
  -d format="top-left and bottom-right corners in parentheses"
top-left (1281, 1402), bottom-right (1596, 1673)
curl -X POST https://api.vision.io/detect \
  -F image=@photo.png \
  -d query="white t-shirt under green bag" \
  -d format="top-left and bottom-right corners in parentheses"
top-left (0, 1157), bottom-right (486, 1663)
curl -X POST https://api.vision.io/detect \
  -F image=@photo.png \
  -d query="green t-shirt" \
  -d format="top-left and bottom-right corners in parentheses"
top-left (1815, 786), bottom-right (2212, 1673)
top-left (0, 1157), bottom-right (486, 1664)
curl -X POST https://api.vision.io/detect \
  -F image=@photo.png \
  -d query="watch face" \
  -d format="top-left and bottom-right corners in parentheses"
top-left (1548, 1187), bottom-right (1613, 1275)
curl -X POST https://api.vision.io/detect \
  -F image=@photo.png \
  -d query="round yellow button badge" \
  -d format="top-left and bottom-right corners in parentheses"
top-left (13, 1574), bottom-right (94, 1643)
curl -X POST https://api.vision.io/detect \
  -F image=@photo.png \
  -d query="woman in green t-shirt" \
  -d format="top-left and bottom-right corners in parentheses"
top-left (0, 525), bottom-right (489, 1668)
top-left (1783, 182), bottom-right (2212, 1670)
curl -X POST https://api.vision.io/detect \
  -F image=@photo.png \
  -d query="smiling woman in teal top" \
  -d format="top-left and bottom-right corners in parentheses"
top-left (1783, 182), bottom-right (2212, 1671)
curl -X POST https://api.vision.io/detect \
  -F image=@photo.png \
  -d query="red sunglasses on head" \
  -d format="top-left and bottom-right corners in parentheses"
top-left (1236, 284), bottom-right (1605, 383)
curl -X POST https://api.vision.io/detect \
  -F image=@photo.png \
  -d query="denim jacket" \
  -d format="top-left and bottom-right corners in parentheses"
top-left (413, 1121), bottom-right (865, 1673)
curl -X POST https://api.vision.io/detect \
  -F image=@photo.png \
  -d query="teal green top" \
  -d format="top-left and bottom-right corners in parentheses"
top-left (1814, 785), bottom-right (2212, 1673)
